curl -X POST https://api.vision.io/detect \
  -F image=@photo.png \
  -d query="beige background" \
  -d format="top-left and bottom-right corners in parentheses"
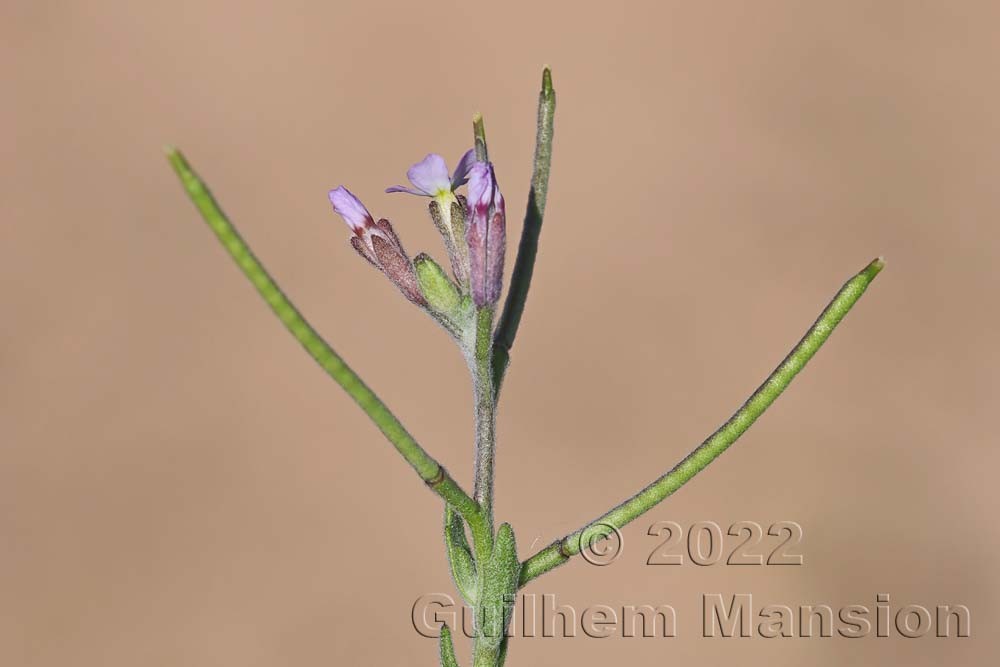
top-left (3, 1), bottom-right (998, 665)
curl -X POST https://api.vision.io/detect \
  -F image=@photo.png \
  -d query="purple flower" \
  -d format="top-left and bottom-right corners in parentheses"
top-left (329, 185), bottom-right (374, 233)
top-left (386, 149), bottom-right (476, 289)
top-left (466, 161), bottom-right (506, 307)
top-left (328, 186), bottom-right (425, 306)
top-left (386, 150), bottom-right (476, 198)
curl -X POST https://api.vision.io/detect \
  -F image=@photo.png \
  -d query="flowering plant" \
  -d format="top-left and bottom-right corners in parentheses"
top-left (167, 68), bottom-right (882, 666)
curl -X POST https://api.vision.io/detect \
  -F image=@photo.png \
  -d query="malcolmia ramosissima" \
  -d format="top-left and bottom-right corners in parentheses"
top-left (168, 67), bottom-right (884, 667)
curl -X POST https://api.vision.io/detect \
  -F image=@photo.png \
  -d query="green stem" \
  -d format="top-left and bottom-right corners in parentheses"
top-left (492, 67), bottom-right (555, 396)
top-left (467, 306), bottom-right (503, 667)
top-left (519, 257), bottom-right (885, 586)
top-left (165, 147), bottom-right (482, 527)
top-left (473, 639), bottom-right (502, 667)
top-left (471, 306), bottom-right (497, 533)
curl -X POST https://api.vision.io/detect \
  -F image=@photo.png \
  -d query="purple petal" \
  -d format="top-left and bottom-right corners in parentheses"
top-left (406, 153), bottom-right (451, 196)
top-left (450, 149), bottom-right (476, 190)
top-left (329, 186), bottom-right (373, 234)
top-left (467, 161), bottom-right (494, 214)
top-left (385, 184), bottom-right (426, 195)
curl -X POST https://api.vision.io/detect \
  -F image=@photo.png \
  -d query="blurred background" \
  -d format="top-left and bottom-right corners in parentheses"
top-left (3, 1), bottom-right (998, 665)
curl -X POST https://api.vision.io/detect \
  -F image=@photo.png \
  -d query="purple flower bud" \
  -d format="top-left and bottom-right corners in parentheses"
top-left (328, 186), bottom-right (425, 306)
top-left (328, 186), bottom-right (373, 234)
top-left (466, 161), bottom-right (505, 307)
top-left (385, 149), bottom-right (475, 197)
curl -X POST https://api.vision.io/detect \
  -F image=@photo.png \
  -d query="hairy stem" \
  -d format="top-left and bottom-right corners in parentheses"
top-left (519, 257), bottom-right (885, 586)
top-left (165, 148), bottom-right (482, 527)
top-left (492, 67), bottom-right (556, 396)
top-left (471, 306), bottom-right (497, 533)
top-left (473, 639), bottom-right (502, 667)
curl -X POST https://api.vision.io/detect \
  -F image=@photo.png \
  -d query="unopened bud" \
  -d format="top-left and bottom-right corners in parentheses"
top-left (414, 253), bottom-right (461, 317)
top-left (329, 186), bottom-right (425, 306)
top-left (428, 195), bottom-right (469, 287)
top-left (466, 162), bottom-right (506, 307)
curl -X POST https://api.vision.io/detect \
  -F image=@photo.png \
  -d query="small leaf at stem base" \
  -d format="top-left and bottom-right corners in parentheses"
top-left (445, 505), bottom-right (478, 605)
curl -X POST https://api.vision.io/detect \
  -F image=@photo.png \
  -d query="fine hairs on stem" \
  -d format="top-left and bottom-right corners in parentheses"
top-left (167, 67), bottom-right (884, 667)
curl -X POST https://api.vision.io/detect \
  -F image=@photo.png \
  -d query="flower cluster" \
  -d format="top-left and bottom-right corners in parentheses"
top-left (329, 150), bottom-right (507, 324)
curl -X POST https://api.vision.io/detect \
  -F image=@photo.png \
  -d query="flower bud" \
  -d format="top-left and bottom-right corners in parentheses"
top-left (466, 162), bottom-right (505, 307)
top-left (329, 186), bottom-right (426, 306)
top-left (414, 253), bottom-right (461, 318)
top-left (428, 195), bottom-right (469, 287)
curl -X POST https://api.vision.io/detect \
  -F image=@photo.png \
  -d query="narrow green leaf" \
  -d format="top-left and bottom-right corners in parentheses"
top-left (445, 505), bottom-right (478, 605)
top-left (477, 523), bottom-right (520, 649)
top-left (439, 623), bottom-right (460, 667)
